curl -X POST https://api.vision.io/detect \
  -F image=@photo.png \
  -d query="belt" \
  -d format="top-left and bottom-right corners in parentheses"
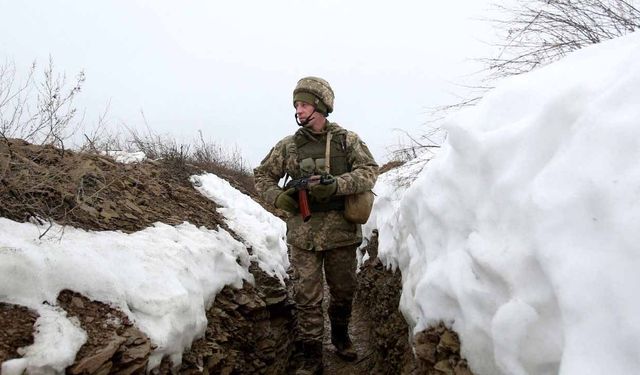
top-left (309, 198), bottom-right (345, 212)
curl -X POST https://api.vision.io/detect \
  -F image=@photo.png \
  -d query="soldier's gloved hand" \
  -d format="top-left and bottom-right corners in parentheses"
top-left (309, 176), bottom-right (337, 200)
top-left (275, 188), bottom-right (299, 213)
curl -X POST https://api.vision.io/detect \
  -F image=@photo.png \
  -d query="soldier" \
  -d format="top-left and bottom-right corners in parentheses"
top-left (254, 77), bottom-right (378, 374)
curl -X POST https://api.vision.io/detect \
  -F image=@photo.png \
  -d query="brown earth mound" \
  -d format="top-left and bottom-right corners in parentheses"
top-left (0, 138), bottom-right (228, 232)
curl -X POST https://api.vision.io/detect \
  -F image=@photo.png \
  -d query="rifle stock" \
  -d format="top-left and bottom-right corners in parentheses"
top-left (298, 189), bottom-right (311, 222)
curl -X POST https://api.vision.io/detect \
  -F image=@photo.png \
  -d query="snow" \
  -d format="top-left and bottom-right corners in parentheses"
top-left (360, 152), bottom-right (434, 268)
top-left (0, 173), bottom-right (288, 371)
top-left (190, 173), bottom-right (289, 283)
top-left (102, 150), bottom-right (147, 164)
top-left (370, 31), bottom-right (640, 375)
top-left (2, 306), bottom-right (87, 375)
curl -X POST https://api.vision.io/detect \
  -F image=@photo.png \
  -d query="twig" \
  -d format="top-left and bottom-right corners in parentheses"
top-left (38, 218), bottom-right (54, 239)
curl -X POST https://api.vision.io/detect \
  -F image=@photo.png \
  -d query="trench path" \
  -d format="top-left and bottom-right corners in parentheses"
top-left (321, 277), bottom-right (372, 374)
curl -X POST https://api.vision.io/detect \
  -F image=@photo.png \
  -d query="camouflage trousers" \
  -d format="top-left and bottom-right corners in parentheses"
top-left (290, 244), bottom-right (358, 342)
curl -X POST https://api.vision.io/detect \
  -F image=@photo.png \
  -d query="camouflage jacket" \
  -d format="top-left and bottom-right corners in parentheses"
top-left (254, 122), bottom-right (378, 251)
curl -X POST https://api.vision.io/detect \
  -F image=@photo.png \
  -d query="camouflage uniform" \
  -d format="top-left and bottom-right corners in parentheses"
top-left (254, 122), bottom-right (378, 343)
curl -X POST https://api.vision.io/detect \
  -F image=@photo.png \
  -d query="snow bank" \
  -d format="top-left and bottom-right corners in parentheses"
top-left (375, 32), bottom-right (640, 375)
top-left (190, 173), bottom-right (289, 283)
top-left (360, 153), bottom-right (432, 267)
top-left (0, 220), bottom-right (252, 369)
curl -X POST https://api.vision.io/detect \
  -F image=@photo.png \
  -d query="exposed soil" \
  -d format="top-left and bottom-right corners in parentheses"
top-left (57, 290), bottom-right (152, 375)
top-left (0, 303), bottom-right (37, 363)
top-left (0, 138), bottom-right (227, 233)
top-left (176, 265), bottom-right (295, 374)
top-left (322, 274), bottom-right (374, 374)
top-left (355, 232), bottom-right (416, 374)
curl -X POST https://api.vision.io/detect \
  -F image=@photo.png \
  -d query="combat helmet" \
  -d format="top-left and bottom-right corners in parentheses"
top-left (293, 76), bottom-right (334, 116)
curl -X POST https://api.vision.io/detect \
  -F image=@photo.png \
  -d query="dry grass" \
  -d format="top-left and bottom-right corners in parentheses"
top-left (90, 126), bottom-right (256, 195)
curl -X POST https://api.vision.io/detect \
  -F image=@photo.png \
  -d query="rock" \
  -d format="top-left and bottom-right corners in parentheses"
top-left (454, 361), bottom-right (475, 375)
top-left (434, 359), bottom-right (454, 374)
top-left (70, 335), bottom-right (125, 374)
top-left (264, 293), bottom-right (287, 306)
top-left (414, 342), bottom-right (437, 365)
top-left (55, 291), bottom-right (151, 374)
top-left (207, 352), bottom-right (224, 368)
top-left (94, 361), bottom-right (113, 375)
top-left (112, 360), bottom-right (147, 375)
top-left (438, 330), bottom-right (460, 353)
top-left (71, 296), bottom-right (85, 309)
top-left (177, 268), bottom-right (295, 374)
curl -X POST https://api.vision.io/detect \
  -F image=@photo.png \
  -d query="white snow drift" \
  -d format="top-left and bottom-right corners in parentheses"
top-left (368, 31), bottom-right (640, 375)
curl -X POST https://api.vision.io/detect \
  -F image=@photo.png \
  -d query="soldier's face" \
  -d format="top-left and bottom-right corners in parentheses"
top-left (295, 101), bottom-right (315, 122)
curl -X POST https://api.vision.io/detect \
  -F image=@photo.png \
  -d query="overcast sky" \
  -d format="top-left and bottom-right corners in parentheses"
top-left (0, 0), bottom-right (496, 167)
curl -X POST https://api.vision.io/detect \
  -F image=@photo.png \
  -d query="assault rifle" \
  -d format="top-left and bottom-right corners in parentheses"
top-left (285, 174), bottom-right (336, 222)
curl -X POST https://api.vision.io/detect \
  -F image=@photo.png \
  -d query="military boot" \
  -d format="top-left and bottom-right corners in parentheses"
top-left (295, 340), bottom-right (323, 375)
top-left (330, 322), bottom-right (357, 361)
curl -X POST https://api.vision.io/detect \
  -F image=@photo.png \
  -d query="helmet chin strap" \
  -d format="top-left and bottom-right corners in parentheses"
top-left (295, 108), bottom-right (317, 127)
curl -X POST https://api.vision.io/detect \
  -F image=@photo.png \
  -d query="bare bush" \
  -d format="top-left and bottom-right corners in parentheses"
top-left (386, 127), bottom-right (442, 164)
top-left (193, 130), bottom-right (249, 174)
top-left (436, 0), bottom-right (640, 113)
top-left (126, 125), bottom-right (191, 166)
top-left (92, 122), bottom-right (254, 191)
top-left (406, 0), bottom-right (640, 164)
top-left (486, 0), bottom-right (640, 78)
top-left (0, 58), bottom-right (85, 150)
top-left (80, 101), bottom-right (114, 153)
top-left (0, 62), bottom-right (34, 140)
top-left (1, 60), bottom-right (252, 186)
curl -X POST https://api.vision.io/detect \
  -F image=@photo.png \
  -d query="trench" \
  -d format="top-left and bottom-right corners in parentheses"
top-left (0, 139), bottom-right (471, 373)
